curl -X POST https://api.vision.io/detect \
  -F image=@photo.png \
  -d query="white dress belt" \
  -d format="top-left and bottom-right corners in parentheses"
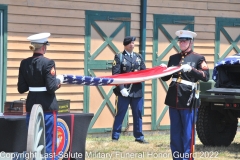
top-left (29, 87), bottom-right (47, 92)
top-left (172, 78), bottom-right (195, 86)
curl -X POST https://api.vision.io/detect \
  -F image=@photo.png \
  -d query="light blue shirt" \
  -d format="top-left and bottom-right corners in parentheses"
top-left (125, 50), bottom-right (133, 57)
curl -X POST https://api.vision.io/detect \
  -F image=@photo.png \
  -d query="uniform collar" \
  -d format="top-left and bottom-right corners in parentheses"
top-left (124, 50), bottom-right (133, 57)
top-left (33, 53), bottom-right (44, 57)
top-left (181, 50), bottom-right (193, 56)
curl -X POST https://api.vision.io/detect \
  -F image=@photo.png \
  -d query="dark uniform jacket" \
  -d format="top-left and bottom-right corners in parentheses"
top-left (161, 50), bottom-right (209, 109)
top-left (112, 50), bottom-right (146, 98)
top-left (17, 53), bottom-right (60, 112)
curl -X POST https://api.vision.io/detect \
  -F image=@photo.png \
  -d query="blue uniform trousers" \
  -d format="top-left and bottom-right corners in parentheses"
top-left (169, 107), bottom-right (196, 160)
top-left (27, 111), bottom-right (57, 160)
top-left (112, 96), bottom-right (144, 141)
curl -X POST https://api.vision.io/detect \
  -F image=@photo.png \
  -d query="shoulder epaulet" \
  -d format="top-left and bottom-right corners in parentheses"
top-left (120, 53), bottom-right (122, 63)
top-left (116, 52), bottom-right (123, 63)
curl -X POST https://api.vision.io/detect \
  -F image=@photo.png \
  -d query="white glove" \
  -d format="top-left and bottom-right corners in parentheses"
top-left (56, 75), bottom-right (64, 83)
top-left (182, 64), bottom-right (192, 72)
top-left (120, 88), bottom-right (129, 97)
top-left (160, 63), bottom-right (167, 68)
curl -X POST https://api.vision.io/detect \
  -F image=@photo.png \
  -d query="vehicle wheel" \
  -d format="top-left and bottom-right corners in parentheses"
top-left (26, 104), bottom-right (45, 160)
top-left (196, 104), bottom-right (238, 146)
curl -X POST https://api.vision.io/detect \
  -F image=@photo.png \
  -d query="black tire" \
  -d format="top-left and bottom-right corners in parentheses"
top-left (196, 104), bottom-right (238, 146)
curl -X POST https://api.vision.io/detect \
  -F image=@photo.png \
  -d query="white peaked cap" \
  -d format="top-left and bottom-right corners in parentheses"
top-left (27, 32), bottom-right (51, 44)
top-left (175, 30), bottom-right (197, 39)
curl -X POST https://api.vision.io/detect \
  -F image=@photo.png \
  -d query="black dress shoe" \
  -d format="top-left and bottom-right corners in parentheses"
top-left (135, 139), bottom-right (149, 144)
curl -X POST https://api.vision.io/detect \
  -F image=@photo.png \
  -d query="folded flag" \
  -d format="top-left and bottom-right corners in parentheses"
top-left (212, 53), bottom-right (240, 82)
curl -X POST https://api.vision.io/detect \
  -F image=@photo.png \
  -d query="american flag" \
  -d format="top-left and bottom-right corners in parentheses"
top-left (212, 53), bottom-right (240, 81)
top-left (62, 66), bottom-right (182, 86)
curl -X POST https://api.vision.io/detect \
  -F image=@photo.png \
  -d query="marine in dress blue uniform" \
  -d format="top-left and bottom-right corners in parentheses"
top-left (111, 36), bottom-right (148, 143)
top-left (161, 30), bottom-right (209, 160)
top-left (17, 33), bottom-right (63, 160)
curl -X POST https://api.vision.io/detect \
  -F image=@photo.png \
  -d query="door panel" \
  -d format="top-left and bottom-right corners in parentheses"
top-left (215, 18), bottom-right (240, 62)
top-left (0, 5), bottom-right (7, 111)
top-left (85, 11), bottom-right (131, 133)
top-left (152, 14), bottom-right (194, 130)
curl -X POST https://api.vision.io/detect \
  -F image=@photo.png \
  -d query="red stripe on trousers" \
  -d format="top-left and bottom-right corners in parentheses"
top-left (190, 125), bottom-right (194, 160)
top-left (52, 111), bottom-right (57, 160)
top-left (68, 114), bottom-right (74, 160)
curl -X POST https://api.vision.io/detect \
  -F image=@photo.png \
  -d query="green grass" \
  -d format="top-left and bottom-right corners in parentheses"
top-left (85, 130), bottom-right (240, 160)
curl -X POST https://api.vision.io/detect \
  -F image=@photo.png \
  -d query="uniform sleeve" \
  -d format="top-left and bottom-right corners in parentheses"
top-left (189, 56), bottom-right (209, 82)
top-left (161, 57), bottom-right (173, 81)
top-left (17, 61), bottom-right (29, 93)
top-left (112, 54), bottom-right (121, 75)
top-left (112, 54), bottom-right (124, 90)
top-left (45, 60), bottom-right (60, 94)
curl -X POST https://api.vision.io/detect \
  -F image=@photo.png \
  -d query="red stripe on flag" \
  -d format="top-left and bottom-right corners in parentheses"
top-left (102, 66), bottom-right (181, 85)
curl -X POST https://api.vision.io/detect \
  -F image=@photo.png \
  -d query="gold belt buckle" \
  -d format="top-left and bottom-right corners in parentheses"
top-left (177, 78), bottom-right (181, 83)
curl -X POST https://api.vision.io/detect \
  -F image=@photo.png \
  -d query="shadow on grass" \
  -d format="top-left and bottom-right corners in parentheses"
top-left (196, 142), bottom-right (240, 152)
top-left (195, 142), bottom-right (240, 159)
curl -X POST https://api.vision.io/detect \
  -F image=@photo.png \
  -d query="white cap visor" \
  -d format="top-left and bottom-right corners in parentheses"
top-left (175, 30), bottom-right (197, 40)
top-left (27, 32), bottom-right (51, 44)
